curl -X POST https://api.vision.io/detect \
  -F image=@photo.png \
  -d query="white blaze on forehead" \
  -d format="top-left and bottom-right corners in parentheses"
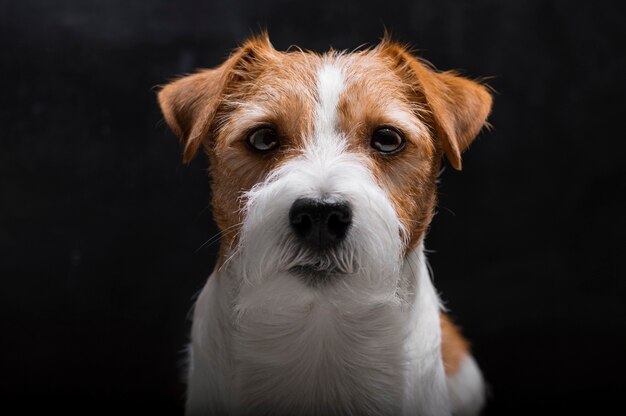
top-left (313, 62), bottom-right (345, 146)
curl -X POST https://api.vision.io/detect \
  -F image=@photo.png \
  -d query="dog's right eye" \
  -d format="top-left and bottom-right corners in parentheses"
top-left (247, 127), bottom-right (279, 152)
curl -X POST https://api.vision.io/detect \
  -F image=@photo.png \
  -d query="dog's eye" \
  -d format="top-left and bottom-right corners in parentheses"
top-left (247, 127), bottom-right (279, 152)
top-left (371, 128), bottom-right (405, 154)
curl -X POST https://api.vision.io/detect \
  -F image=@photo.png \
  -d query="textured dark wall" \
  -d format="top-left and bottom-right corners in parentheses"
top-left (2, 0), bottom-right (625, 414)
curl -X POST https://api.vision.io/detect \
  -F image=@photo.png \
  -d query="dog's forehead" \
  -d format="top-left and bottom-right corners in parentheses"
top-left (223, 50), bottom-right (421, 141)
top-left (254, 50), bottom-right (409, 101)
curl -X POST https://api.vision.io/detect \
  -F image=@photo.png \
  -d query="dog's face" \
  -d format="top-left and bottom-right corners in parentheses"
top-left (159, 35), bottom-right (491, 298)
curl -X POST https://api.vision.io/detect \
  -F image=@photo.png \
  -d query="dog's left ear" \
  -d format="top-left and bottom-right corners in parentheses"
top-left (158, 35), bottom-right (276, 162)
top-left (379, 41), bottom-right (492, 170)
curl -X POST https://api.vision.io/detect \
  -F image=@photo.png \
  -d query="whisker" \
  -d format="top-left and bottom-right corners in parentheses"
top-left (195, 222), bottom-right (243, 253)
top-left (218, 246), bottom-right (241, 274)
top-left (194, 201), bottom-right (214, 223)
top-left (398, 216), bottom-right (425, 226)
top-left (436, 205), bottom-right (457, 217)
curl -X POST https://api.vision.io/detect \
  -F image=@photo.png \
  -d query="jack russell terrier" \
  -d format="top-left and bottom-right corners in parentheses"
top-left (158, 34), bottom-right (492, 416)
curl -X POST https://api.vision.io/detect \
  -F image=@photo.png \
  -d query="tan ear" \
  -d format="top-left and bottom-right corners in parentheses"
top-left (157, 35), bottom-right (275, 163)
top-left (379, 42), bottom-right (492, 170)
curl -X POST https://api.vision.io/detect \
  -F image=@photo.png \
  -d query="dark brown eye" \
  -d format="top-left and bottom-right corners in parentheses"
top-left (247, 127), bottom-right (279, 151)
top-left (371, 128), bottom-right (405, 154)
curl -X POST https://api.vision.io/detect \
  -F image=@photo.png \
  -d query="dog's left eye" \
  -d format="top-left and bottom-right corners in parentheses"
top-left (247, 127), bottom-right (279, 152)
top-left (371, 128), bottom-right (405, 154)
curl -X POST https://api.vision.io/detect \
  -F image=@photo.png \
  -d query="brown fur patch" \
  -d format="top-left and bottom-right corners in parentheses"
top-left (441, 314), bottom-right (471, 376)
top-left (376, 39), bottom-right (493, 170)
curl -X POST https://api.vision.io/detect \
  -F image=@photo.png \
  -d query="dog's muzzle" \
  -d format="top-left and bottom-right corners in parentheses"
top-left (289, 198), bottom-right (352, 251)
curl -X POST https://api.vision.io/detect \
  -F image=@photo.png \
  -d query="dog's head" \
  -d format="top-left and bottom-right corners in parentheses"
top-left (158, 35), bottom-right (491, 300)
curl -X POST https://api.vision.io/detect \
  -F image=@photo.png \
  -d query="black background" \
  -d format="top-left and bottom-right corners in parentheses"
top-left (2, 0), bottom-right (625, 414)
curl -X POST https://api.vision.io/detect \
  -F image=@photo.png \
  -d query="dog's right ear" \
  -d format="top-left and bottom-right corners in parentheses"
top-left (157, 35), bottom-right (276, 163)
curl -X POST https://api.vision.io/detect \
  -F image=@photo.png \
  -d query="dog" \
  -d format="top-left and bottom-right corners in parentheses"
top-left (158, 34), bottom-right (492, 416)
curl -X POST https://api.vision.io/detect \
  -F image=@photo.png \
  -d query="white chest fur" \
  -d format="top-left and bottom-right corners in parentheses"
top-left (185, 248), bottom-right (450, 416)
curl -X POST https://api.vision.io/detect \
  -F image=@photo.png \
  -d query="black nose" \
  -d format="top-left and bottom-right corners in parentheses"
top-left (289, 198), bottom-right (352, 250)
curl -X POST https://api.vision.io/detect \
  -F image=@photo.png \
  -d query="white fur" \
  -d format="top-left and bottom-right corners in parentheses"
top-left (314, 62), bottom-right (344, 147)
top-left (184, 60), bottom-right (483, 416)
top-left (446, 356), bottom-right (486, 416)
top-left (186, 247), bottom-right (451, 416)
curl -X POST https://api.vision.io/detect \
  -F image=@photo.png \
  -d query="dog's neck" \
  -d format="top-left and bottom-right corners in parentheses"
top-left (188, 245), bottom-right (449, 416)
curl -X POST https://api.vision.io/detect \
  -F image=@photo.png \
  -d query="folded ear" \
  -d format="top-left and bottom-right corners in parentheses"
top-left (379, 41), bottom-right (492, 170)
top-left (157, 35), bottom-right (276, 162)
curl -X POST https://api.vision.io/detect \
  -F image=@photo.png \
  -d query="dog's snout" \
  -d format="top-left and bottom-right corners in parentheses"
top-left (289, 198), bottom-right (352, 250)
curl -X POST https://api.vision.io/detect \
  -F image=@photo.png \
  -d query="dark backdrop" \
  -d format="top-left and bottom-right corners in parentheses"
top-left (2, 0), bottom-right (625, 414)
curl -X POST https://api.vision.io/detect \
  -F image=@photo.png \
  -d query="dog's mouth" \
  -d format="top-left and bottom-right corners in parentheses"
top-left (289, 264), bottom-right (346, 286)
top-left (282, 242), bottom-right (357, 286)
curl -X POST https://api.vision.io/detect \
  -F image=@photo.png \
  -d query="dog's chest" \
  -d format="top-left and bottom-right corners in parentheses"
top-left (232, 300), bottom-right (408, 415)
